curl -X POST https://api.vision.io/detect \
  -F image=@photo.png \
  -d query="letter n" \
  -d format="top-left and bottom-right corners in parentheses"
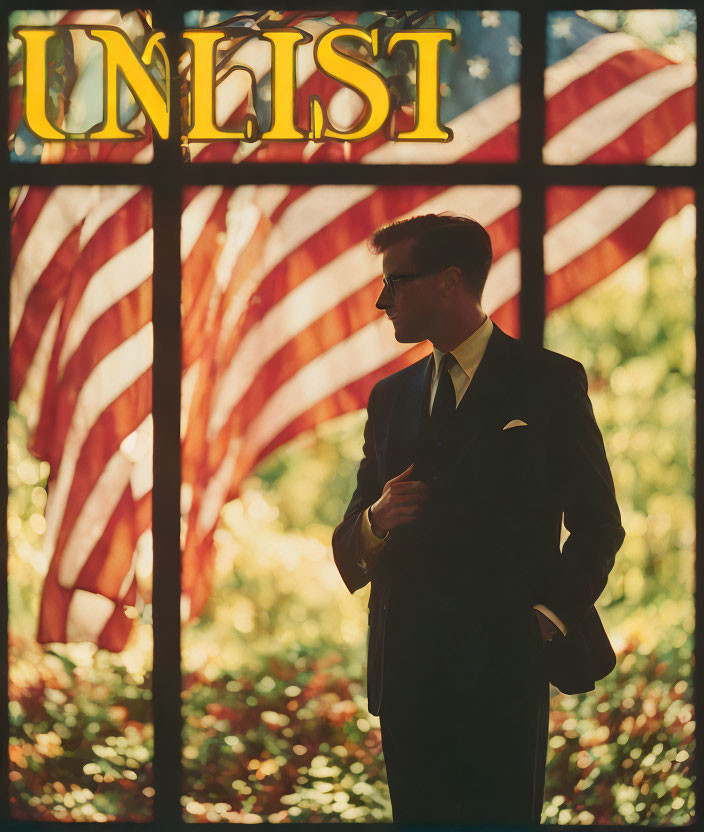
top-left (87, 27), bottom-right (170, 140)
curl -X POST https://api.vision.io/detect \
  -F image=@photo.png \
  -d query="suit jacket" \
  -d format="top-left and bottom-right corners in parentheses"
top-left (332, 324), bottom-right (625, 715)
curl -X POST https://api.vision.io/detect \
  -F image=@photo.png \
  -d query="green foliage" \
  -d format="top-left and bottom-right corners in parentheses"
top-left (182, 653), bottom-right (387, 822)
top-left (542, 205), bottom-right (695, 824)
top-left (544, 621), bottom-right (693, 824)
top-left (9, 632), bottom-right (153, 822)
top-left (545, 206), bottom-right (695, 620)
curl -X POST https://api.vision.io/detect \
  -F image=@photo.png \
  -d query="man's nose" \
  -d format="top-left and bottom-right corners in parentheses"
top-left (376, 280), bottom-right (392, 310)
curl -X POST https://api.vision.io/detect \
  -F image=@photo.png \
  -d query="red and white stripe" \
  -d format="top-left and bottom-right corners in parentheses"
top-left (9, 17), bottom-right (695, 648)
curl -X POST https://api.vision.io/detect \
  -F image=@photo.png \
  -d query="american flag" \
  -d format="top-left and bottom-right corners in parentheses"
top-left (9, 10), bottom-right (695, 649)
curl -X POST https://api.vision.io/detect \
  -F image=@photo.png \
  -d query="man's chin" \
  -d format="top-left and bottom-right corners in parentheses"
top-left (388, 319), bottom-right (422, 344)
top-left (392, 331), bottom-right (420, 344)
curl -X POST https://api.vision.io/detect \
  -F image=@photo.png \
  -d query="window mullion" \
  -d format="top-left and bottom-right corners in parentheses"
top-left (151, 7), bottom-right (184, 828)
top-left (519, 6), bottom-right (547, 348)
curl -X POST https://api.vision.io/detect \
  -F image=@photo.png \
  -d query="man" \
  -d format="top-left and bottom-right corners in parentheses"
top-left (331, 214), bottom-right (625, 825)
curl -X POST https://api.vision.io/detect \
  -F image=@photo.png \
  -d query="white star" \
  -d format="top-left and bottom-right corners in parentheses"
top-left (466, 57), bottom-right (490, 80)
top-left (552, 17), bottom-right (574, 39)
top-left (507, 36), bottom-right (522, 56)
top-left (480, 11), bottom-right (501, 28)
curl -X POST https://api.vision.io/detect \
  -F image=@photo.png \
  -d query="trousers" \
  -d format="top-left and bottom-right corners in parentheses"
top-left (378, 604), bottom-right (551, 825)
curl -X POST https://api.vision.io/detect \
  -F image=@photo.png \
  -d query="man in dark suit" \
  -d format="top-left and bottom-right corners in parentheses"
top-left (332, 214), bottom-right (625, 825)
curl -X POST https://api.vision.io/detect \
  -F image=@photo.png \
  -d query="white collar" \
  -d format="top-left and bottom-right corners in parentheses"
top-left (432, 315), bottom-right (494, 377)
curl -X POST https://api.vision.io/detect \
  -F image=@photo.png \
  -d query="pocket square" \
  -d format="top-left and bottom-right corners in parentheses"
top-left (502, 419), bottom-right (528, 430)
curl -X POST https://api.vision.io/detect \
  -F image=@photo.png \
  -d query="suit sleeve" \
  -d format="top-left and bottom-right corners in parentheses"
top-left (331, 384), bottom-right (385, 594)
top-left (540, 361), bottom-right (625, 631)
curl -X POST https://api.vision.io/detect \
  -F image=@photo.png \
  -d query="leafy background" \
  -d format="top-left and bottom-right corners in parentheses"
top-left (8, 200), bottom-right (695, 824)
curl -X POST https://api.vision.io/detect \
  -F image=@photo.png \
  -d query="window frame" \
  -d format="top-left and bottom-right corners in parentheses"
top-left (2, 1), bottom-right (702, 826)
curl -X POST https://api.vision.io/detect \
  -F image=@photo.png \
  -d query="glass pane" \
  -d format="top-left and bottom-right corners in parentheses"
top-left (545, 10), bottom-right (696, 165)
top-left (9, 10), bottom-right (158, 163)
top-left (183, 10), bottom-right (520, 164)
top-left (179, 185), bottom-right (520, 820)
top-left (544, 189), bottom-right (695, 824)
top-left (9, 186), bottom-right (154, 820)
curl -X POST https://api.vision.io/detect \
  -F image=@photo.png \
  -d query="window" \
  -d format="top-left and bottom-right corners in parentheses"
top-left (4, 5), bottom-right (699, 826)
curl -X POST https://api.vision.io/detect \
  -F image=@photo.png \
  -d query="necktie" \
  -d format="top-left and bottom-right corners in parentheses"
top-left (431, 352), bottom-right (457, 427)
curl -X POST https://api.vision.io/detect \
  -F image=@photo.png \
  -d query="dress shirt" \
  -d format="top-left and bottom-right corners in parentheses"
top-left (358, 315), bottom-right (567, 635)
top-left (428, 314), bottom-right (493, 413)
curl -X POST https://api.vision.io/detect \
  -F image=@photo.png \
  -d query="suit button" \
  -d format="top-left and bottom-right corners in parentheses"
top-left (435, 439), bottom-right (445, 449)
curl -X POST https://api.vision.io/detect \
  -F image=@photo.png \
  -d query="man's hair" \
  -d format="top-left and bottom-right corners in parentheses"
top-left (370, 213), bottom-right (493, 297)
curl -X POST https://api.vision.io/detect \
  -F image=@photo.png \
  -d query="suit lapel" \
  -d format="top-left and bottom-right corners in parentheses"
top-left (383, 325), bottom-right (523, 480)
top-left (386, 354), bottom-right (433, 477)
top-left (448, 324), bottom-right (523, 470)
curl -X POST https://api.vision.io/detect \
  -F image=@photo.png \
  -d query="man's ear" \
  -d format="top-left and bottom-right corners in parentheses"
top-left (441, 266), bottom-right (463, 294)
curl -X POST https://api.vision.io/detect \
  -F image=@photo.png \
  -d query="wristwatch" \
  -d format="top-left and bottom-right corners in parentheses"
top-left (368, 505), bottom-right (390, 541)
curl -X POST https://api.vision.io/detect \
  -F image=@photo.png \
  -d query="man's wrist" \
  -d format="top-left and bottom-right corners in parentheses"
top-left (368, 505), bottom-right (389, 540)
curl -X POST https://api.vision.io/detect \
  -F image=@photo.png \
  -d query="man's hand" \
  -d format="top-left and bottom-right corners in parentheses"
top-left (533, 608), bottom-right (561, 644)
top-left (369, 464), bottom-right (429, 537)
